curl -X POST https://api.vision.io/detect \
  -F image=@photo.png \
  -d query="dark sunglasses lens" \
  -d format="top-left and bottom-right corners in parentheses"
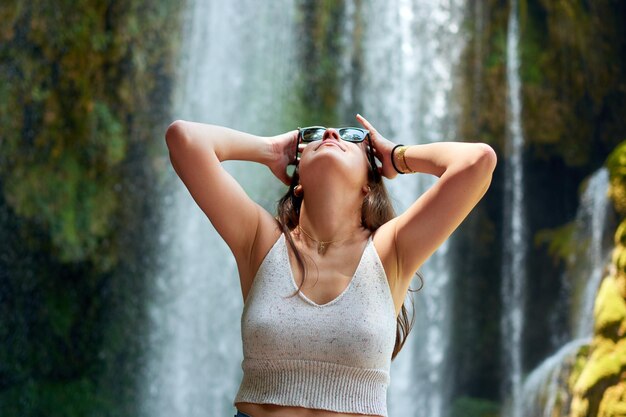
top-left (338, 128), bottom-right (366, 142)
top-left (301, 128), bottom-right (325, 142)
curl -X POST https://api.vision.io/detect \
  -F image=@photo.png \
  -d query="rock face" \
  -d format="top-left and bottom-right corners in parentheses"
top-left (566, 143), bottom-right (626, 417)
top-left (0, 2), bottom-right (183, 416)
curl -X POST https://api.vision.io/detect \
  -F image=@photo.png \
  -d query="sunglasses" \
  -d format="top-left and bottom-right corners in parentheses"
top-left (295, 126), bottom-right (379, 176)
top-left (298, 126), bottom-right (370, 143)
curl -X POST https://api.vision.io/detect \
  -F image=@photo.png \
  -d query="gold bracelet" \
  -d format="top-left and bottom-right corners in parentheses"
top-left (395, 145), bottom-right (415, 174)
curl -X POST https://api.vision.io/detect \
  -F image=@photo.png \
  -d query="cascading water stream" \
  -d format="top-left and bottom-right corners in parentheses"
top-left (520, 168), bottom-right (612, 417)
top-left (141, 2), bottom-right (297, 417)
top-left (353, 1), bottom-right (466, 416)
top-left (573, 169), bottom-right (612, 338)
top-left (501, 0), bottom-right (526, 416)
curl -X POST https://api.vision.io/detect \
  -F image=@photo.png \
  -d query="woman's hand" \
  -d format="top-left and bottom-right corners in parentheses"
top-left (267, 129), bottom-right (299, 185)
top-left (356, 114), bottom-right (398, 179)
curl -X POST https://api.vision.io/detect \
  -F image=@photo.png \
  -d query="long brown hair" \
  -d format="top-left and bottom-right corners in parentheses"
top-left (275, 150), bottom-right (423, 361)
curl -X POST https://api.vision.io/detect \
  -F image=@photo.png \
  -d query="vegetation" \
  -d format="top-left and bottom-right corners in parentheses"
top-left (452, 0), bottom-right (626, 409)
top-left (563, 142), bottom-right (626, 417)
top-left (0, 0), bottom-right (182, 415)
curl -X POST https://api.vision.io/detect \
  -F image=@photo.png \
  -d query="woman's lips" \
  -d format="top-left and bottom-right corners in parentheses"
top-left (317, 141), bottom-right (344, 151)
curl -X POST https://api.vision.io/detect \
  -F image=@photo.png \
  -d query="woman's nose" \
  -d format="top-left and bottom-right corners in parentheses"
top-left (322, 128), bottom-right (341, 141)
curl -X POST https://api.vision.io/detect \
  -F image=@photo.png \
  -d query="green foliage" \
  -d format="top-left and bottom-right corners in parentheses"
top-left (0, 378), bottom-right (112, 417)
top-left (0, 1), bottom-right (183, 416)
top-left (457, 0), bottom-right (510, 151)
top-left (607, 141), bottom-right (626, 216)
top-left (594, 275), bottom-right (626, 337)
top-left (459, 0), bottom-right (626, 167)
top-left (520, 0), bottom-right (626, 166)
top-left (573, 338), bottom-right (626, 394)
top-left (0, 0), bottom-right (182, 272)
top-left (535, 221), bottom-right (577, 264)
top-left (565, 138), bottom-right (626, 417)
top-left (294, 0), bottom-right (346, 126)
top-left (597, 382), bottom-right (626, 416)
top-left (449, 396), bottom-right (500, 417)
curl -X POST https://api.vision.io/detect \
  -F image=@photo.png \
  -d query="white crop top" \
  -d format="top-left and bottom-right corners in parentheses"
top-left (233, 233), bottom-right (397, 417)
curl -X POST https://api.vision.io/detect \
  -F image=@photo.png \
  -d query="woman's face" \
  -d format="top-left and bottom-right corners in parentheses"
top-left (297, 128), bottom-right (370, 190)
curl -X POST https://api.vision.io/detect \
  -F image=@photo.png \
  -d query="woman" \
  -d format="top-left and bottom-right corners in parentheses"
top-left (165, 114), bottom-right (496, 417)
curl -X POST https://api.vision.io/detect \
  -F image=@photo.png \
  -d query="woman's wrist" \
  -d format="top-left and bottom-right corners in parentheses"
top-left (391, 144), bottom-right (416, 174)
top-left (262, 135), bottom-right (281, 165)
top-left (266, 131), bottom-right (296, 165)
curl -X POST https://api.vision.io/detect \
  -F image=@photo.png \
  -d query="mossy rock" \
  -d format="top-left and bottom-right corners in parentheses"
top-left (574, 338), bottom-right (626, 394)
top-left (608, 142), bottom-right (626, 217)
top-left (598, 380), bottom-right (626, 417)
top-left (594, 275), bottom-right (626, 338)
top-left (569, 344), bottom-right (591, 392)
top-left (614, 221), bottom-right (626, 248)
top-left (570, 337), bottom-right (626, 417)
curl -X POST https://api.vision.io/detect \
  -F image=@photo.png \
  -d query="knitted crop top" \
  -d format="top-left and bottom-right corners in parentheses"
top-left (233, 233), bottom-right (397, 417)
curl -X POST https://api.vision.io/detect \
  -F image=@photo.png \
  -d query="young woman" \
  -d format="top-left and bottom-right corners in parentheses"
top-left (165, 114), bottom-right (497, 417)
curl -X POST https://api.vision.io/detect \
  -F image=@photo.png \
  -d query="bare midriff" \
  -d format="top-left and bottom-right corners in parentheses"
top-left (235, 402), bottom-right (382, 417)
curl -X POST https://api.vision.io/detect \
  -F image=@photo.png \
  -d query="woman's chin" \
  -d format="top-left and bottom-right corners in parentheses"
top-left (303, 156), bottom-right (351, 175)
top-left (301, 160), bottom-right (366, 189)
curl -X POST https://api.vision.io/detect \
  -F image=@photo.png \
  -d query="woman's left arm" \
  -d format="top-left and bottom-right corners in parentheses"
top-left (357, 115), bottom-right (497, 283)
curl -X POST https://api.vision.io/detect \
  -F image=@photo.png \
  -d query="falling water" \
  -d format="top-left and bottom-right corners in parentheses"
top-left (520, 168), bottom-right (612, 417)
top-left (520, 338), bottom-right (589, 417)
top-left (572, 169), bottom-right (612, 338)
top-left (501, 0), bottom-right (526, 416)
top-left (141, 1), bottom-right (297, 417)
top-left (352, 1), bottom-right (466, 416)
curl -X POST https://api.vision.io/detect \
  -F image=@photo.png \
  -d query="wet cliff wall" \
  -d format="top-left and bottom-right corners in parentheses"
top-left (0, 1), bottom-right (182, 415)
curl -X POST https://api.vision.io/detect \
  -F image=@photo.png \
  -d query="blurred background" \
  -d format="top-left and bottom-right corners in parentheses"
top-left (1, 1), bottom-right (625, 417)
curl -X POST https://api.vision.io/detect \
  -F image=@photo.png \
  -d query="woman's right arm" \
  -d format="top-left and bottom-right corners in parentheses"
top-left (165, 120), bottom-right (296, 267)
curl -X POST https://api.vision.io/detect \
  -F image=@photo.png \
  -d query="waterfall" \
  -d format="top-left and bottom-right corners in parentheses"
top-left (141, 1), bottom-right (297, 416)
top-left (572, 169), bottom-right (612, 338)
top-left (520, 338), bottom-right (589, 417)
top-left (520, 168), bottom-right (612, 416)
top-left (501, 0), bottom-right (527, 416)
top-left (353, 1), bottom-right (466, 416)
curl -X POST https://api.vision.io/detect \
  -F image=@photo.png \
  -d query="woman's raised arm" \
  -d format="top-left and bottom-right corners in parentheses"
top-left (388, 141), bottom-right (496, 279)
top-left (357, 115), bottom-right (497, 285)
top-left (165, 120), bottom-right (297, 267)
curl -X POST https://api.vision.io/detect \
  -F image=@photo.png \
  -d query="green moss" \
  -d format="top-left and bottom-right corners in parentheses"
top-left (598, 381), bottom-right (626, 417)
top-left (0, 0), bottom-right (181, 271)
top-left (568, 344), bottom-right (591, 391)
top-left (607, 142), bottom-right (626, 216)
top-left (294, 0), bottom-right (345, 126)
top-left (594, 275), bottom-right (626, 336)
top-left (534, 221), bottom-right (577, 264)
top-left (573, 338), bottom-right (626, 394)
top-left (449, 396), bottom-right (500, 417)
top-left (0, 1), bottom-right (183, 416)
top-left (0, 378), bottom-right (112, 417)
top-left (517, 0), bottom-right (626, 167)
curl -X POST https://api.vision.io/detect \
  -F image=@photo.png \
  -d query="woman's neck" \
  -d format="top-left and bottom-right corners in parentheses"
top-left (297, 185), bottom-right (364, 243)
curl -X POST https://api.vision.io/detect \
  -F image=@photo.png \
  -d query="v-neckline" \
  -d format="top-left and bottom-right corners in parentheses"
top-left (283, 233), bottom-right (372, 307)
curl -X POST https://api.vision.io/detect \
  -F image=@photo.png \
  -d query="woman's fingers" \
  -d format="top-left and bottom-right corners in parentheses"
top-left (356, 113), bottom-right (374, 131)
